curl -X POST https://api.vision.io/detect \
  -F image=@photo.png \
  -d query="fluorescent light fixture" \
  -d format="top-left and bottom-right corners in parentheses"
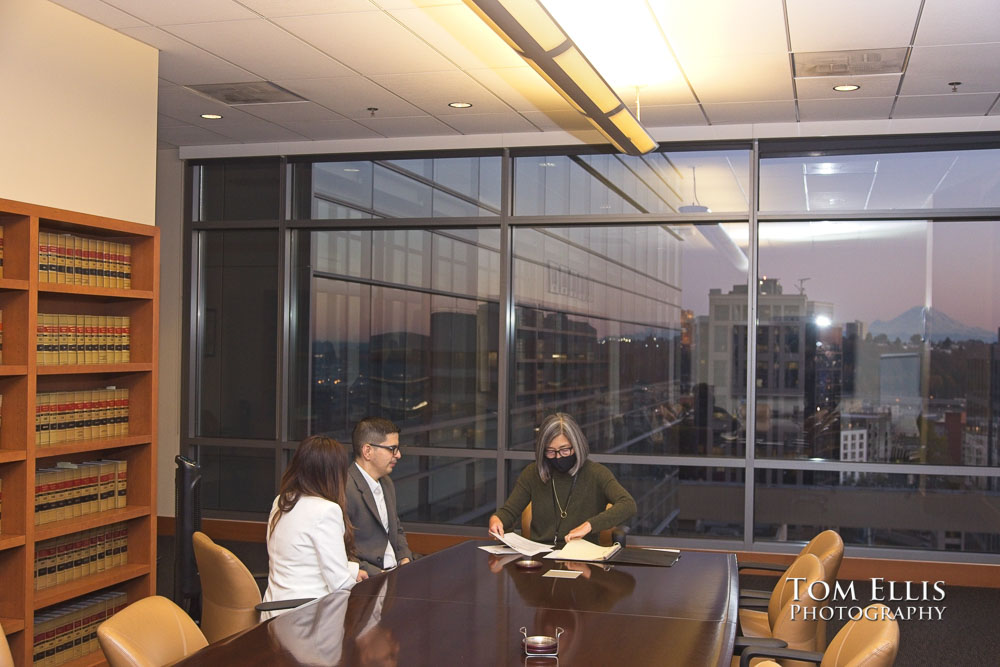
top-left (200, 113), bottom-right (223, 119)
top-left (462, 0), bottom-right (657, 155)
top-left (833, 84), bottom-right (860, 92)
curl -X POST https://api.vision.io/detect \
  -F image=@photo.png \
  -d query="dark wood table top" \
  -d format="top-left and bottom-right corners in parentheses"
top-left (177, 541), bottom-right (739, 667)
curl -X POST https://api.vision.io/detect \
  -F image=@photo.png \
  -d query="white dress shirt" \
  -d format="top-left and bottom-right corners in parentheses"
top-left (261, 495), bottom-right (360, 618)
top-left (355, 463), bottom-right (397, 569)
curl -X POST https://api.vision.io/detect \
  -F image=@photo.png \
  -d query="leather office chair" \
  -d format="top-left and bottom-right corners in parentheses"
top-left (739, 530), bottom-right (844, 649)
top-left (738, 603), bottom-right (899, 667)
top-left (97, 595), bottom-right (208, 667)
top-left (521, 502), bottom-right (627, 547)
top-left (733, 552), bottom-right (825, 666)
top-left (0, 620), bottom-right (14, 667)
top-left (192, 531), bottom-right (265, 642)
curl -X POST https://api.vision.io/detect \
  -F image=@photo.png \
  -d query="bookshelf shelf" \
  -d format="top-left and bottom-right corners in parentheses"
top-left (33, 564), bottom-right (150, 610)
top-left (0, 534), bottom-right (26, 551)
top-left (34, 506), bottom-right (150, 542)
top-left (0, 197), bottom-right (158, 666)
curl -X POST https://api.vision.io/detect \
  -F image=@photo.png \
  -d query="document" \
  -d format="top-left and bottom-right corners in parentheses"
top-left (544, 539), bottom-right (622, 562)
top-left (478, 545), bottom-right (520, 555)
top-left (542, 569), bottom-right (582, 579)
top-left (489, 531), bottom-right (554, 557)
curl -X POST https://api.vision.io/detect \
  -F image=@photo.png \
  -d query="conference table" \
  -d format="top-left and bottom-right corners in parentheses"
top-left (177, 541), bottom-right (739, 666)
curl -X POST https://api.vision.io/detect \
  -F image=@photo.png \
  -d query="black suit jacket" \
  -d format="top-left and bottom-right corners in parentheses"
top-left (346, 463), bottom-right (412, 575)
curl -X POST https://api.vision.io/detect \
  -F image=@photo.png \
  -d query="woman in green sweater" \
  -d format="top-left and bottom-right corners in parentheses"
top-left (489, 413), bottom-right (637, 545)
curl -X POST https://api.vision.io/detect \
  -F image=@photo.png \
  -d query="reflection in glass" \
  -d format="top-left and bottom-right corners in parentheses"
top-left (756, 220), bottom-right (1000, 468)
top-left (513, 150), bottom-right (751, 216)
top-left (396, 455), bottom-right (497, 526)
top-left (755, 470), bottom-right (1000, 553)
top-left (199, 445), bottom-right (275, 513)
top-left (290, 229), bottom-right (500, 447)
top-left (512, 224), bottom-right (749, 457)
top-left (760, 149), bottom-right (1000, 212)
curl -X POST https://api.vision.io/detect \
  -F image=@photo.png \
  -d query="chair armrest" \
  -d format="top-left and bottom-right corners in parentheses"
top-left (254, 598), bottom-right (314, 613)
top-left (737, 561), bottom-right (786, 573)
top-left (739, 646), bottom-right (824, 667)
top-left (733, 637), bottom-right (787, 651)
top-left (611, 526), bottom-right (628, 548)
top-left (739, 588), bottom-right (770, 599)
top-left (738, 597), bottom-right (769, 609)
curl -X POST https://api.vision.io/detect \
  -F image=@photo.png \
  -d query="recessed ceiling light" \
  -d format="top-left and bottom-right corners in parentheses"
top-left (200, 113), bottom-right (223, 119)
top-left (343, 168), bottom-right (360, 173)
top-left (832, 84), bottom-right (860, 92)
top-left (539, 162), bottom-right (556, 167)
top-left (448, 102), bottom-right (473, 108)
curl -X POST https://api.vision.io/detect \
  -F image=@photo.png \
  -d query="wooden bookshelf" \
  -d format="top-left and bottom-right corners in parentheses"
top-left (0, 198), bottom-right (158, 666)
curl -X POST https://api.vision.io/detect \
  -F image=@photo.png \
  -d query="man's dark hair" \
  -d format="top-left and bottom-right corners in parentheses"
top-left (352, 416), bottom-right (400, 459)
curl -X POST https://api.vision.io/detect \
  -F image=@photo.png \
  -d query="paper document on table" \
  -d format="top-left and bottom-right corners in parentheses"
top-left (489, 532), bottom-right (553, 556)
top-left (478, 545), bottom-right (519, 555)
top-left (544, 539), bottom-right (622, 562)
top-left (542, 569), bottom-right (582, 579)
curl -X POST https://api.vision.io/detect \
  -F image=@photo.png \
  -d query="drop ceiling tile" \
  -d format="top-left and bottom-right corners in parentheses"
top-left (278, 119), bottom-right (383, 140)
top-left (465, 67), bottom-right (570, 112)
top-left (991, 99), bottom-right (1000, 115)
top-left (159, 86), bottom-right (312, 142)
top-left (439, 112), bottom-right (539, 134)
top-left (50, 0), bottom-right (148, 28)
top-left (613, 81), bottom-right (698, 108)
top-left (636, 105), bottom-right (709, 128)
top-left (376, 1), bottom-right (464, 8)
top-left (388, 5), bottom-right (525, 70)
top-left (901, 44), bottom-right (1000, 95)
top-left (786, 0), bottom-right (921, 51)
top-left (795, 74), bottom-right (901, 100)
top-left (238, 101), bottom-right (348, 123)
top-left (686, 53), bottom-right (794, 104)
top-left (370, 71), bottom-right (511, 114)
top-left (654, 0), bottom-right (788, 58)
top-left (914, 0), bottom-right (1000, 46)
top-left (103, 0), bottom-right (256, 25)
top-left (702, 100), bottom-right (797, 124)
top-left (892, 93), bottom-right (996, 117)
top-left (354, 116), bottom-right (459, 137)
top-left (276, 77), bottom-right (423, 118)
top-left (518, 110), bottom-right (594, 132)
top-left (798, 97), bottom-right (895, 121)
top-left (163, 19), bottom-right (355, 80)
top-left (275, 11), bottom-right (454, 75)
top-left (120, 26), bottom-right (258, 85)
top-left (158, 124), bottom-right (240, 146)
top-left (237, 0), bottom-right (375, 17)
top-left (158, 113), bottom-right (190, 129)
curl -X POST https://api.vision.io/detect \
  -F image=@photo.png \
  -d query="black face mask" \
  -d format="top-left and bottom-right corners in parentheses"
top-left (550, 454), bottom-right (577, 474)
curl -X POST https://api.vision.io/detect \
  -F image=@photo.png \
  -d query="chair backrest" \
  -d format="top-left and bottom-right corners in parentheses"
top-left (767, 552), bottom-right (824, 652)
top-left (98, 595), bottom-right (208, 667)
top-left (821, 604), bottom-right (899, 667)
top-left (191, 531), bottom-right (263, 643)
top-left (0, 620), bottom-right (14, 667)
top-left (802, 530), bottom-right (844, 591)
top-left (521, 502), bottom-right (616, 545)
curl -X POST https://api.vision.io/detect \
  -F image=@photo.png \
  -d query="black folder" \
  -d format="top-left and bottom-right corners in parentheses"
top-left (609, 547), bottom-right (681, 567)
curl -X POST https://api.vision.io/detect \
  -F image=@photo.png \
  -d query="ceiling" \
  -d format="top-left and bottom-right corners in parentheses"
top-left (51, 0), bottom-right (1000, 151)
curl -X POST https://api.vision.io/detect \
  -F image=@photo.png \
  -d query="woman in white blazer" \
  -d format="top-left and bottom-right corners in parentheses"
top-left (261, 435), bottom-right (368, 618)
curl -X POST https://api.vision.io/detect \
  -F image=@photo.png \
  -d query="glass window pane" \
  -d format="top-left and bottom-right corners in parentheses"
top-left (512, 223), bottom-right (749, 457)
top-left (197, 230), bottom-right (278, 438)
top-left (756, 220), bottom-right (1000, 467)
top-left (760, 148), bottom-right (1000, 212)
top-left (513, 150), bottom-right (751, 216)
top-left (396, 455), bottom-right (496, 525)
top-left (755, 470), bottom-right (1000, 553)
top-left (196, 159), bottom-right (281, 222)
top-left (198, 445), bottom-right (275, 515)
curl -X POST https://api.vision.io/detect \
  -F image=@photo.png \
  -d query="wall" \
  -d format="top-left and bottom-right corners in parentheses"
top-left (0, 0), bottom-right (158, 224)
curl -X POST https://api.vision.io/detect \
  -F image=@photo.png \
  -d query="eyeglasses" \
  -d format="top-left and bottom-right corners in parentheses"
top-left (368, 442), bottom-right (401, 456)
top-left (544, 446), bottom-right (574, 458)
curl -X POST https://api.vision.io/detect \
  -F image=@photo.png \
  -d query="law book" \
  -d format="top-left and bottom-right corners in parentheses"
top-left (112, 459), bottom-right (127, 508)
top-left (55, 234), bottom-right (68, 284)
top-left (57, 314), bottom-right (72, 365)
top-left (544, 538), bottom-right (622, 562)
top-left (123, 241), bottom-right (132, 289)
top-left (74, 314), bottom-right (85, 365)
top-left (38, 231), bottom-right (51, 282)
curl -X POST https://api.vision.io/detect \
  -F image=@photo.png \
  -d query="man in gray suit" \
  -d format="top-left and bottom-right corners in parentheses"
top-left (346, 417), bottom-right (413, 576)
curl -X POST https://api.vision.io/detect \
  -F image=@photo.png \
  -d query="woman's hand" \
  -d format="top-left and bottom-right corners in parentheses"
top-left (564, 521), bottom-right (592, 542)
top-left (356, 569), bottom-right (369, 582)
top-left (488, 515), bottom-right (505, 538)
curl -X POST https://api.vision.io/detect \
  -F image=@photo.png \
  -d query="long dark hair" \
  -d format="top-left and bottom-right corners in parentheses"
top-left (269, 435), bottom-right (355, 556)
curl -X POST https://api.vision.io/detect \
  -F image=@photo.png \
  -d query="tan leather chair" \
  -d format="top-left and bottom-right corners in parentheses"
top-left (521, 502), bottom-right (625, 546)
top-left (738, 603), bottom-right (899, 667)
top-left (1, 620), bottom-right (14, 667)
top-left (97, 595), bottom-right (208, 667)
top-left (734, 552), bottom-right (825, 667)
top-left (192, 531), bottom-right (263, 642)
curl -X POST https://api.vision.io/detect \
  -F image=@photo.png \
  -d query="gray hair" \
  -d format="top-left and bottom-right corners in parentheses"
top-left (535, 413), bottom-right (590, 482)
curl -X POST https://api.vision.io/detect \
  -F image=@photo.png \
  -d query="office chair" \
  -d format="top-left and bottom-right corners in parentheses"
top-left (738, 603), bottom-right (899, 667)
top-left (97, 596), bottom-right (208, 667)
top-left (739, 530), bottom-right (844, 649)
top-left (521, 502), bottom-right (627, 547)
top-left (0, 620), bottom-right (13, 667)
top-left (732, 552), bottom-right (825, 666)
top-left (192, 531), bottom-right (310, 641)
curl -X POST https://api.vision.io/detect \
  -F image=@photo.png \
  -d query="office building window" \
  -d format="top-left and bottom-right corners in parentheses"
top-left (195, 159), bottom-right (281, 222)
top-left (397, 455), bottom-right (496, 526)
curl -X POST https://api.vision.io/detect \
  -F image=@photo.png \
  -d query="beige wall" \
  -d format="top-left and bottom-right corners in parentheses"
top-left (156, 148), bottom-right (185, 517)
top-left (0, 0), bottom-right (158, 224)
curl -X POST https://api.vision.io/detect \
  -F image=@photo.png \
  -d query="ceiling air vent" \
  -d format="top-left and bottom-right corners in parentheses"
top-left (185, 81), bottom-right (305, 105)
top-left (792, 48), bottom-right (908, 77)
